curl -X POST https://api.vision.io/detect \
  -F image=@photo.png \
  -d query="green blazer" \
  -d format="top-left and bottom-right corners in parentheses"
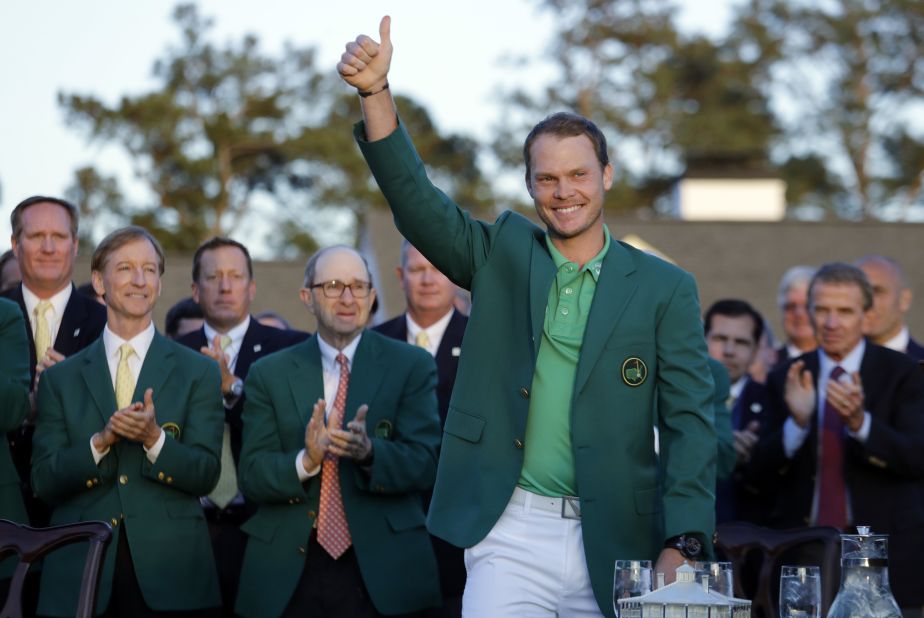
top-left (32, 332), bottom-right (223, 616)
top-left (0, 298), bottom-right (31, 578)
top-left (709, 358), bottom-right (736, 481)
top-left (357, 121), bottom-right (716, 616)
top-left (235, 331), bottom-right (442, 618)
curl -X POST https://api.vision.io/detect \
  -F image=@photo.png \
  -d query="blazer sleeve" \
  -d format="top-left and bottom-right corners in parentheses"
top-left (356, 120), bottom-right (498, 290)
top-left (32, 368), bottom-right (118, 504)
top-left (352, 350), bottom-right (441, 494)
top-left (142, 360), bottom-right (224, 496)
top-left (237, 361), bottom-right (310, 504)
top-left (655, 272), bottom-right (717, 542)
top-left (0, 305), bottom-right (31, 433)
top-left (710, 359), bottom-right (736, 481)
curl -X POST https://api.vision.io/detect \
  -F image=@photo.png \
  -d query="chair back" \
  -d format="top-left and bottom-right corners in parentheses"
top-left (716, 521), bottom-right (841, 618)
top-left (0, 519), bottom-right (112, 618)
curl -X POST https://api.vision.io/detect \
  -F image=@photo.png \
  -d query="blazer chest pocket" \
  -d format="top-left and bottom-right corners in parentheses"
top-left (386, 506), bottom-right (426, 532)
top-left (444, 408), bottom-right (485, 444)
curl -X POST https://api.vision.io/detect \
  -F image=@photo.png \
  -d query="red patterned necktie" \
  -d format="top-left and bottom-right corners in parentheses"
top-left (817, 365), bottom-right (848, 529)
top-left (317, 353), bottom-right (352, 559)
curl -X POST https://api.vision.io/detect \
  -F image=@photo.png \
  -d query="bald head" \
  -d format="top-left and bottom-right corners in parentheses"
top-left (855, 255), bottom-right (912, 344)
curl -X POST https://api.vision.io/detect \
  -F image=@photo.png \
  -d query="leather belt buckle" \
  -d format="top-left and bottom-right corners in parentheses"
top-left (561, 496), bottom-right (581, 519)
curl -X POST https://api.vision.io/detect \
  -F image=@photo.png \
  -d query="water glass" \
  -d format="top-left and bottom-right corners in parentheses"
top-left (779, 565), bottom-right (821, 617)
top-left (694, 560), bottom-right (734, 596)
top-left (613, 559), bottom-right (652, 616)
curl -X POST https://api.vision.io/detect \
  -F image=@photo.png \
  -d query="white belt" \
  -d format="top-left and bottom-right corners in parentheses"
top-left (510, 486), bottom-right (581, 519)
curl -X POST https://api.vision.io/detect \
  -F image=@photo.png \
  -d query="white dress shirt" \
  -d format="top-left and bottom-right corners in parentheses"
top-left (882, 326), bottom-right (910, 354)
top-left (22, 283), bottom-right (71, 350)
top-left (405, 309), bottom-right (454, 357)
top-left (90, 322), bottom-right (165, 464)
top-left (203, 315), bottom-right (250, 375)
top-left (295, 333), bottom-right (363, 480)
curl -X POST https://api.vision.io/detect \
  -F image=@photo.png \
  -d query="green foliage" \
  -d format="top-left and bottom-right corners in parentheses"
top-left (60, 3), bottom-right (492, 255)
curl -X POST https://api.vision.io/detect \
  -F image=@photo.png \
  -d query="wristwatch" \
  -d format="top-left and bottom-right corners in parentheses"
top-left (664, 534), bottom-right (703, 560)
top-left (225, 377), bottom-right (244, 399)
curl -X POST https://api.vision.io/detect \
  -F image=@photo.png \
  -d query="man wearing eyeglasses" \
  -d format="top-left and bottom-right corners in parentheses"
top-left (235, 245), bottom-right (442, 617)
top-left (775, 266), bottom-right (818, 367)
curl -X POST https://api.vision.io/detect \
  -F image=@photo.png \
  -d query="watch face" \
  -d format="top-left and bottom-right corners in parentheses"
top-left (684, 537), bottom-right (702, 557)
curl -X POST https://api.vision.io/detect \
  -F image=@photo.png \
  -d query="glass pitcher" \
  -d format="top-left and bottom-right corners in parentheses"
top-left (826, 526), bottom-right (900, 618)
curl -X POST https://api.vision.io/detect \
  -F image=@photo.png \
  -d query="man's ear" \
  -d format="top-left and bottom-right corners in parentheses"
top-left (91, 270), bottom-right (105, 299)
top-left (299, 288), bottom-right (316, 315)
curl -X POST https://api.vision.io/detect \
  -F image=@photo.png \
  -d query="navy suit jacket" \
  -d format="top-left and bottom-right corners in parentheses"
top-left (750, 343), bottom-right (924, 607)
top-left (906, 337), bottom-right (924, 362)
top-left (373, 310), bottom-right (468, 427)
top-left (176, 319), bottom-right (308, 465)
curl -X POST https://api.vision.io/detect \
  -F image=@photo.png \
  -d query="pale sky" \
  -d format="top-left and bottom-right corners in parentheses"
top-left (0, 0), bottom-right (733, 253)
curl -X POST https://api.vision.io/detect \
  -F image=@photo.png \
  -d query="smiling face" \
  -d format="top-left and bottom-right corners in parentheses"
top-left (12, 201), bottom-right (78, 296)
top-left (192, 245), bottom-right (256, 332)
top-left (526, 133), bottom-right (613, 248)
top-left (300, 247), bottom-right (375, 349)
top-left (92, 237), bottom-right (162, 332)
top-left (809, 281), bottom-right (868, 362)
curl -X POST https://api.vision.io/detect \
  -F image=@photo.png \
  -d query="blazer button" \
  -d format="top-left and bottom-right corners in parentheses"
top-left (86, 480), bottom-right (94, 488)
top-left (514, 438), bottom-right (524, 449)
top-left (157, 472), bottom-right (165, 481)
top-left (166, 477), bottom-right (173, 484)
top-left (308, 510), bottom-right (317, 519)
top-left (519, 387), bottom-right (530, 399)
top-left (110, 518), bottom-right (119, 527)
top-left (119, 475), bottom-right (128, 485)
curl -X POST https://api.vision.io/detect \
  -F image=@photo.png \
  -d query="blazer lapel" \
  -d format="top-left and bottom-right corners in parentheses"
top-left (528, 230), bottom-right (557, 361)
top-left (82, 338), bottom-right (117, 423)
top-left (344, 334), bottom-right (387, 425)
top-left (56, 285), bottom-right (88, 354)
top-left (289, 338), bottom-right (324, 428)
top-left (135, 332), bottom-right (175, 403)
top-left (236, 318), bottom-right (267, 378)
top-left (574, 241), bottom-right (638, 394)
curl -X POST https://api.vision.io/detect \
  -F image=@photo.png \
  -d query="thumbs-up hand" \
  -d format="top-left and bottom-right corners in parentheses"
top-left (337, 16), bottom-right (393, 93)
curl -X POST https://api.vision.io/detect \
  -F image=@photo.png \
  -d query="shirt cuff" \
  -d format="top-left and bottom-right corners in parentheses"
top-left (143, 429), bottom-right (166, 464)
top-left (783, 417), bottom-right (810, 459)
top-left (847, 411), bottom-right (872, 443)
top-left (296, 449), bottom-right (321, 481)
top-left (90, 436), bottom-right (109, 465)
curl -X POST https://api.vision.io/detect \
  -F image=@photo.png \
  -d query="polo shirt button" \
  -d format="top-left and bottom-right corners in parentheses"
top-left (561, 307), bottom-right (569, 316)
top-left (519, 387), bottom-right (529, 399)
top-left (119, 475), bottom-right (128, 485)
top-left (564, 287), bottom-right (573, 295)
top-left (514, 438), bottom-right (524, 449)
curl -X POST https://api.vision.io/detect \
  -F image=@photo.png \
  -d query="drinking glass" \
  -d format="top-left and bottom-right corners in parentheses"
top-left (613, 559), bottom-right (652, 617)
top-left (779, 565), bottom-right (821, 617)
top-left (694, 560), bottom-right (734, 596)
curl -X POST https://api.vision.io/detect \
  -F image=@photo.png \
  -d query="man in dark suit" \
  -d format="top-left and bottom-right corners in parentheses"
top-left (32, 226), bottom-right (224, 616)
top-left (340, 20), bottom-right (716, 617)
top-left (375, 239), bottom-right (468, 617)
top-left (176, 237), bottom-right (308, 615)
top-left (856, 255), bottom-right (924, 361)
top-left (235, 245), bottom-right (442, 617)
top-left (750, 262), bottom-right (924, 612)
top-left (2, 195), bottom-right (107, 527)
top-left (773, 265), bottom-right (817, 367)
top-left (704, 299), bottom-right (773, 524)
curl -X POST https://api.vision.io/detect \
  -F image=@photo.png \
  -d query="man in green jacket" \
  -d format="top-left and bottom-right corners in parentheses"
top-left (235, 246), bottom-right (441, 617)
top-left (32, 226), bottom-right (223, 617)
top-left (0, 297), bottom-right (31, 585)
top-left (338, 18), bottom-right (716, 617)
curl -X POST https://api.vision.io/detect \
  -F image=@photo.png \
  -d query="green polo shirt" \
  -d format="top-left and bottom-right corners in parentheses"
top-left (518, 228), bottom-right (611, 497)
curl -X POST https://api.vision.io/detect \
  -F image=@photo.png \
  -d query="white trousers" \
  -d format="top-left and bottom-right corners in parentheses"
top-left (462, 487), bottom-right (604, 617)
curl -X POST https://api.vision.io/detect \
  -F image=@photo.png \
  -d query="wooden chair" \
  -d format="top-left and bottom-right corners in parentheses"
top-left (715, 521), bottom-right (841, 618)
top-left (0, 519), bottom-right (112, 618)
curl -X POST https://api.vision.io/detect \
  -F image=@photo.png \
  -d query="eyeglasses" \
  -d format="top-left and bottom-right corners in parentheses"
top-left (309, 279), bottom-right (373, 298)
top-left (783, 302), bottom-right (807, 314)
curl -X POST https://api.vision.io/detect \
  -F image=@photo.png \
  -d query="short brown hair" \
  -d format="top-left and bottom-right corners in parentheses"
top-left (808, 262), bottom-right (873, 312)
top-left (91, 226), bottom-right (165, 275)
top-left (11, 195), bottom-right (79, 240)
top-left (192, 237), bottom-right (253, 283)
top-left (523, 112), bottom-right (609, 182)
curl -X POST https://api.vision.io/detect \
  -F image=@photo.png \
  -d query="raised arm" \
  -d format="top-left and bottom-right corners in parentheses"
top-left (337, 15), bottom-right (398, 140)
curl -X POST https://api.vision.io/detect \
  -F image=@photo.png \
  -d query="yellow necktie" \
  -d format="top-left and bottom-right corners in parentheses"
top-left (115, 343), bottom-right (136, 409)
top-left (33, 300), bottom-right (53, 358)
top-left (415, 330), bottom-right (430, 350)
top-left (208, 333), bottom-right (239, 509)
